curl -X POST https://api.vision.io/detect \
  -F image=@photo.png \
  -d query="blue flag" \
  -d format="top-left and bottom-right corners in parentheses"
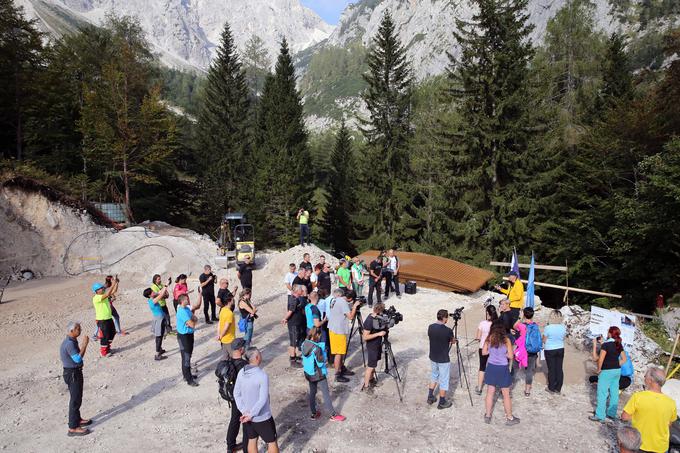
top-left (526, 253), bottom-right (536, 308)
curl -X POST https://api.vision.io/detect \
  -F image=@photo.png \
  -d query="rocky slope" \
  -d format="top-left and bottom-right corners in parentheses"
top-left (15, 0), bottom-right (333, 70)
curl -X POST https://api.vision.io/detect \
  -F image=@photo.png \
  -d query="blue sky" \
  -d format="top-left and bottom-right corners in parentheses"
top-left (301, 0), bottom-right (357, 25)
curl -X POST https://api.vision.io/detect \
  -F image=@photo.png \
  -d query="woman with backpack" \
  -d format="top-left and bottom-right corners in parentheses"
top-left (589, 326), bottom-right (628, 422)
top-left (476, 304), bottom-right (498, 395)
top-left (483, 323), bottom-right (520, 425)
top-left (238, 289), bottom-right (257, 348)
top-left (513, 307), bottom-right (542, 397)
top-left (301, 327), bottom-right (346, 422)
top-left (543, 310), bottom-right (567, 394)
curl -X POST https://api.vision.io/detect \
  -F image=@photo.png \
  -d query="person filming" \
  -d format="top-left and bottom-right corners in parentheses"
top-left (362, 303), bottom-right (387, 394)
top-left (427, 309), bottom-right (455, 409)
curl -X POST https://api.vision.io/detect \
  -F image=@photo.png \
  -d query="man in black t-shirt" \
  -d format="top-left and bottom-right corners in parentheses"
top-left (281, 285), bottom-right (307, 367)
top-left (427, 309), bottom-right (455, 409)
top-left (199, 264), bottom-right (217, 323)
top-left (237, 255), bottom-right (253, 290)
top-left (292, 268), bottom-right (313, 295)
top-left (216, 278), bottom-right (237, 308)
top-left (317, 263), bottom-right (332, 294)
top-left (299, 253), bottom-right (313, 273)
top-left (367, 252), bottom-right (384, 307)
top-left (362, 303), bottom-right (387, 394)
top-left (222, 338), bottom-right (249, 451)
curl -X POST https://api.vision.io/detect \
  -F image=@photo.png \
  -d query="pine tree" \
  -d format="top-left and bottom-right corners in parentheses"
top-left (322, 120), bottom-right (355, 255)
top-left (444, 0), bottom-right (534, 263)
top-left (254, 38), bottom-right (311, 247)
top-left (195, 22), bottom-right (251, 230)
top-left (599, 33), bottom-right (633, 106)
top-left (242, 35), bottom-right (271, 97)
top-left (356, 10), bottom-right (413, 250)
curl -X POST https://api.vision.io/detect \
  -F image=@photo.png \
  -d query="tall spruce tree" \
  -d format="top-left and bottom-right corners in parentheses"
top-left (323, 120), bottom-right (355, 255)
top-left (254, 38), bottom-right (311, 247)
top-left (196, 22), bottom-right (251, 230)
top-left (444, 0), bottom-right (534, 264)
top-left (356, 10), bottom-right (413, 249)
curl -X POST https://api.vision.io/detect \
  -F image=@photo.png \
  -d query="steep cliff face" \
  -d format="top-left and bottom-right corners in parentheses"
top-left (15, 0), bottom-right (333, 70)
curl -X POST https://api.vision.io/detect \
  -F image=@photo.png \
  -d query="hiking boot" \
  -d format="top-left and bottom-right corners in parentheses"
top-left (159, 349), bottom-right (166, 354)
top-left (340, 367), bottom-right (355, 376)
top-left (437, 400), bottom-right (453, 409)
top-left (330, 414), bottom-right (347, 422)
top-left (187, 380), bottom-right (199, 387)
top-left (505, 416), bottom-right (520, 426)
top-left (154, 354), bottom-right (165, 361)
top-left (336, 375), bottom-right (350, 383)
top-left (588, 415), bottom-right (604, 423)
top-left (475, 386), bottom-right (482, 395)
top-left (427, 395), bottom-right (437, 405)
top-left (310, 411), bottom-right (321, 420)
top-left (484, 415), bottom-right (492, 424)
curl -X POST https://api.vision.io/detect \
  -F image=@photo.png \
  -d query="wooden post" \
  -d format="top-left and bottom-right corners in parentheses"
top-left (564, 259), bottom-right (569, 306)
top-left (667, 332), bottom-right (680, 377)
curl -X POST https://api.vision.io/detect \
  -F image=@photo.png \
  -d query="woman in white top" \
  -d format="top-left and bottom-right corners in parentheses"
top-left (476, 304), bottom-right (499, 394)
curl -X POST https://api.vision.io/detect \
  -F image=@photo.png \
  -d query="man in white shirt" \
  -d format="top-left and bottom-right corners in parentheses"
top-left (283, 263), bottom-right (297, 307)
top-left (384, 249), bottom-right (401, 299)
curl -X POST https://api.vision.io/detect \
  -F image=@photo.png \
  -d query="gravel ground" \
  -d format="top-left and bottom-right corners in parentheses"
top-left (0, 253), bottom-right (622, 452)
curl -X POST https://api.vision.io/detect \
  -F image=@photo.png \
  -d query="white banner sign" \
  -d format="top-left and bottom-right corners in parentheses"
top-left (589, 306), bottom-right (636, 350)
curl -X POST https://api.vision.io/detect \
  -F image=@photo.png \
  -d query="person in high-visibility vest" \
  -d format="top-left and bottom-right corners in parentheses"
top-left (297, 207), bottom-right (310, 246)
top-left (495, 271), bottom-right (524, 327)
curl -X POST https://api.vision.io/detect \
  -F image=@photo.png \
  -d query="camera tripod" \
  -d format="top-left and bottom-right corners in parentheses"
top-left (379, 336), bottom-right (403, 402)
top-left (346, 307), bottom-right (366, 367)
top-left (450, 316), bottom-right (474, 406)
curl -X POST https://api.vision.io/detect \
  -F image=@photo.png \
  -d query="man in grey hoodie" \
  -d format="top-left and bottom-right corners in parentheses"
top-left (234, 348), bottom-right (280, 453)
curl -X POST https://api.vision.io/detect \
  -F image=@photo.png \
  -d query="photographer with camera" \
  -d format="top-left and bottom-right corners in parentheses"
top-left (427, 309), bottom-right (456, 409)
top-left (327, 288), bottom-right (360, 383)
top-left (297, 207), bottom-right (310, 247)
top-left (281, 284), bottom-right (307, 368)
top-left (494, 271), bottom-right (524, 327)
top-left (367, 251), bottom-right (384, 307)
top-left (361, 303), bottom-right (387, 394)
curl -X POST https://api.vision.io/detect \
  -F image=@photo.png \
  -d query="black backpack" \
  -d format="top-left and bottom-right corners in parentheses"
top-left (215, 358), bottom-right (245, 406)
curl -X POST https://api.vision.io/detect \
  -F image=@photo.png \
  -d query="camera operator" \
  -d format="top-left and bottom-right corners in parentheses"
top-left (427, 309), bottom-right (456, 409)
top-left (367, 251), bottom-right (384, 307)
top-left (327, 288), bottom-right (360, 383)
top-left (361, 303), bottom-right (387, 394)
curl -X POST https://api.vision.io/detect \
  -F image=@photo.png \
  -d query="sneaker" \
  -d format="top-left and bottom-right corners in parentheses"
top-left (341, 368), bottom-right (355, 376)
top-left (505, 416), bottom-right (520, 426)
top-left (310, 411), bottom-right (321, 420)
top-left (154, 354), bottom-right (166, 361)
top-left (191, 374), bottom-right (198, 380)
top-left (187, 380), bottom-right (199, 387)
top-left (205, 320), bottom-right (213, 325)
top-left (437, 400), bottom-right (453, 409)
top-left (588, 415), bottom-right (604, 423)
top-left (427, 395), bottom-right (437, 405)
top-left (159, 349), bottom-right (166, 354)
top-left (396, 294), bottom-right (402, 299)
top-left (167, 331), bottom-right (177, 336)
top-left (336, 375), bottom-right (350, 383)
top-left (330, 414), bottom-right (347, 422)
top-left (475, 386), bottom-right (482, 395)
top-left (484, 415), bottom-right (492, 424)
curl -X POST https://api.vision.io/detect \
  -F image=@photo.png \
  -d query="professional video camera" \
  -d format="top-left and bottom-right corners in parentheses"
top-left (372, 305), bottom-right (404, 330)
top-left (449, 306), bottom-right (464, 321)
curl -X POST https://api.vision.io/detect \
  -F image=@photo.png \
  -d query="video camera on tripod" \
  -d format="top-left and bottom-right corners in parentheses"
top-left (449, 306), bottom-right (464, 321)
top-left (372, 305), bottom-right (404, 330)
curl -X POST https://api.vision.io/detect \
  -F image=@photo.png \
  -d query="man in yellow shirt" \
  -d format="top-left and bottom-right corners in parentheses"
top-left (92, 278), bottom-right (119, 357)
top-left (622, 366), bottom-right (677, 453)
top-left (217, 291), bottom-right (236, 359)
top-left (495, 271), bottom-right (524, 326)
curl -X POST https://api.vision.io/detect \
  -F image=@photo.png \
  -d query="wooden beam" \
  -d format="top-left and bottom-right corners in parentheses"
top-left (490, 261), bottom-right (568, 272)
top-left (502, 277), bottom-right (622, 299)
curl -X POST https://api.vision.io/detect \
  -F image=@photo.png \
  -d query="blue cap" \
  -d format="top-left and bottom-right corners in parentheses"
top-left (92, 282), bottom-right (105, 293)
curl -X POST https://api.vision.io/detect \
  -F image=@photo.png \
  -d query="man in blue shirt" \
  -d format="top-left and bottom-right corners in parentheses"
top-left (305, 291), bottom-right (322, 334)
top-left (176, 292), bottom-right (200, 386)
top-left (59, 321), bottom-right (91, 436)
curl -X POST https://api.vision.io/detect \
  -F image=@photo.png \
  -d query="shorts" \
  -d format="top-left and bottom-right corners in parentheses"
top-left (430, 361), bottom-right (451, 392)
top-left (288, 323), bottom-right (304, 348)
top-left (220, 342), bottom-right (233, 360)
top-left (367, 344), bottom-right (382, 368)
top-left (244, 416), bottom-right (277, 443)
top-left (329, 331), bottom-right (347, 355)
top-left (151, 316), bottom-right (165, 337)
top-left (479, 348), bottom-right (489, 372)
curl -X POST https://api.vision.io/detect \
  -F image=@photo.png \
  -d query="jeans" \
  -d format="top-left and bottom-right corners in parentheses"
top-left (430, 361), bottom-right (451, 392)
top-left (368, 278), bottom-right (382, 306)
top-left (203, 293), bottom-right (216, 321)
top-left (227, 400), bottom-right (248, 448)
top-left (300, 224), bottom-right (310, 245)
top-left (525, 353), bottom-right (538, 385)
top-left (63, 367), bottom-right (83, 429)
top-left (595, 368), bottom-right (621, 420)
top-left (352, 282), bottom-right (364, 298)
top-left (177, 333), bottom-right (195, 382)
top-left (545, 348), bottom-right (564, 392)
top-left (385, 272), bottom-right (400, 297)
top-left (243, 319), bottom-right (254, 348)
top-left (309, 378), bottom-right (335, 415)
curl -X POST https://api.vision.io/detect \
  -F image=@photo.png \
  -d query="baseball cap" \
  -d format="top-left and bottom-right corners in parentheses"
top-left (506, 271), bottom-right (519, 277)
top-left (91, 282), bottom-right (105, 293)
top-left (232, 338), bottom-right (246, 350)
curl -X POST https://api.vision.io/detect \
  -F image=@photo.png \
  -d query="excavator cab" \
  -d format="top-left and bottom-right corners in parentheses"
top-left (216, 212), bottom-right (252, 268)
top-left (233, 223), bottom-right (255, 266)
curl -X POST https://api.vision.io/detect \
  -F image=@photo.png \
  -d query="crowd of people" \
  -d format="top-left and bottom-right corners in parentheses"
top-left (58, 252), bottom-right (680, 452)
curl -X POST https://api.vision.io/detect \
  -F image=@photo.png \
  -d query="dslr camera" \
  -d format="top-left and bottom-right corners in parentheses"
top-left (449, 306), bottom-right (464, 321)
top-left (372, 305), bottom-right (404, 330)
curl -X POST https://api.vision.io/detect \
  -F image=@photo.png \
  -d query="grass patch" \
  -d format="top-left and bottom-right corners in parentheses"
top-left (640, 318), bottom-right (675, 353)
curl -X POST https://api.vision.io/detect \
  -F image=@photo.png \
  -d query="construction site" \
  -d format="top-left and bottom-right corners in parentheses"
top-left (0, 179), bottom-right (678, 452)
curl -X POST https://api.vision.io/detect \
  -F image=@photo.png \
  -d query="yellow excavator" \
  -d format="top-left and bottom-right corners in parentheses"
top-left (215, 212), bottom-right (255, 268)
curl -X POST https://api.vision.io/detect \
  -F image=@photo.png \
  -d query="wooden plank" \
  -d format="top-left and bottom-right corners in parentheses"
top-left (502, 277), bottom-right (622, 299)
top-left (490, 261), bottom-right (568, 272)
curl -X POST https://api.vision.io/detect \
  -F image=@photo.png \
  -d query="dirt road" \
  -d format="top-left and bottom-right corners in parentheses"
top-left (0, 265), bottom-right (619, 452)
